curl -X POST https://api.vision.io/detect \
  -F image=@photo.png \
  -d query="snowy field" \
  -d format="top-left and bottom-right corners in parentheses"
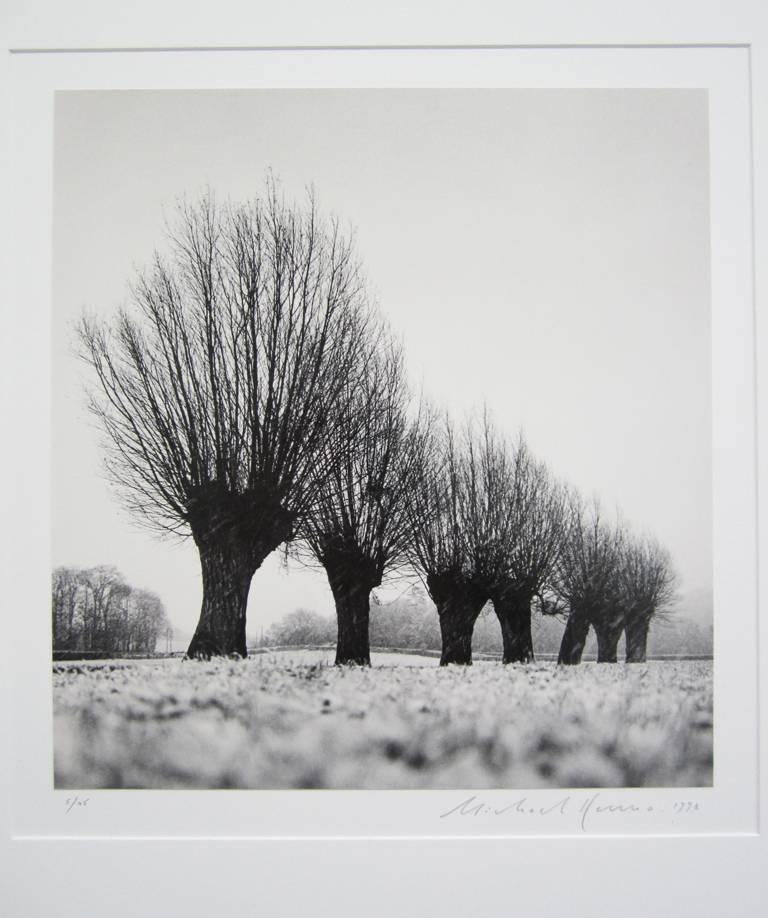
top-left (53, 651), bottom-right (713, 789)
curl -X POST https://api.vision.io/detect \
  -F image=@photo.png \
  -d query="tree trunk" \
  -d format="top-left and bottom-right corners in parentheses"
top-left (594, 621), bottom-right (623, 663)
top-left (66, 603), bottom-right (77, 650)
top-left (185, 486), bottom-right (295, 659)
top-left (427, 574), bottom-right (487, 666)
top-left (321, 545), bottom-right (381, 665)
top-left (186, 546), bottom-right (262, 658)
top-left (557, 613), bottom-right (590, 665)
top-left (593, 609), bottom-right (625, 663)
top-left (327, 573), bottom-right (376, 666)
top-left (625, 614), bottom-right (652, 663)
top-left (491, 586), bottom-right (535, 663)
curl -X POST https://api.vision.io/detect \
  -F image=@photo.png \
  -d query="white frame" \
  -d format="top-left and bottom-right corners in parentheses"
top-left (1, 2), bottom-right (766, 915)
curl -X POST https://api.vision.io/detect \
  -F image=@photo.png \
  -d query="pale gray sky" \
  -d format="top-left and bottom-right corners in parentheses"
top-left (52, 89), bottom-right (711, 635)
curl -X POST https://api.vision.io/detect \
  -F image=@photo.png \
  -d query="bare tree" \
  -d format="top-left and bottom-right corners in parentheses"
top-left (298, 333), bottom-right (431, 664)
top-left (52, 566), bottom-right (168, 655)
top-left (128, 589), bottom-right (169, 654)
top-left (554, 497), bottom-right (624, 665)
top-left (77, 565), bottom-right (131, 654)
top-left (619, 535), bottom-right (677, 662)
top-left (484, 435), bottom-right (567, 663)
top-left (266, 608), bottom-right (335, 647)
top-left (407, 416), bottom-right (499, 665)
top-left (80, 182), bottom-right (371, 658)
top-left (553, 498), bottom-right (677, 664)
top-left (52, 566), bottom-right (82, 650)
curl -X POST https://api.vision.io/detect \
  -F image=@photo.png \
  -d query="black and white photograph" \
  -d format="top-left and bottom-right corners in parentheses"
top-left (50, 87), bottom-right (716, 791)
top-left (4, 2), bottom-right (768, 916)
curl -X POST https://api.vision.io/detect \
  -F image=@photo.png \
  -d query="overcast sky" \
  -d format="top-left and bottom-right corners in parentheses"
top-left (52, 89), bottom-right (711, 636)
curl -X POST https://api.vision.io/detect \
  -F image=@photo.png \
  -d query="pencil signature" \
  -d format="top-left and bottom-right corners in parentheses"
top-left (439, 793), bottom-right (699, 832)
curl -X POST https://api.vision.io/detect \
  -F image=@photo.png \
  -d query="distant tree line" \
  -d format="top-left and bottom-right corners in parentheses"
top-left (52, 566), bottom-right (169, 655)
top-left (77, 178), bottom-right (684, 667)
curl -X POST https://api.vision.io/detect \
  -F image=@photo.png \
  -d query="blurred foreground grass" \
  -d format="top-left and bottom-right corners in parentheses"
top-left (53, 652), bottom-right (712, 789)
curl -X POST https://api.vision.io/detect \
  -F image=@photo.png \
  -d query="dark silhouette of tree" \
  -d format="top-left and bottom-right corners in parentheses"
top-left (619, 535), bottom-right (677, 662)
top-left (555, 498), bottom-right (624, 665)
top-left (552, 497), bottom-right (678, 664)
top-left (407, 416), bottom-right (501, 665)
top-left (484, 435), bottom-right (567, 663)
top-left (296, 333), bottom-right (431, 664)
top-left (406, 417), bottom-right (565, 665)
top-left (80, 182), bottom-right (371, 658)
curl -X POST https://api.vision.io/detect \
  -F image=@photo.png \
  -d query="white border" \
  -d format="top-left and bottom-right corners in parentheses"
top-left (1, 2), bottom-right (765, 915)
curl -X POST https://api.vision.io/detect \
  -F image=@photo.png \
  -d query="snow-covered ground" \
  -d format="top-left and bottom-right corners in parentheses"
top-left (53, 652), bottom-right (713, 789)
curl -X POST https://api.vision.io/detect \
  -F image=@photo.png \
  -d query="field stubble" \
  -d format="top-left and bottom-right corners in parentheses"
top-left (53, 652), bottom-right (713, 789)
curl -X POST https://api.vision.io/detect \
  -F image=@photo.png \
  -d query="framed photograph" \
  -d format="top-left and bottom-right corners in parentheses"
top-left (2, 2), bottom-right (766, 915)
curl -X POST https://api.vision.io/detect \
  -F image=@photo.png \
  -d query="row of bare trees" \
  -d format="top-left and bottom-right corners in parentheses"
top-left (79, 181), bottom-right (675, 666)
top-left (405, 416), bottom-right (675, 665)
top-left (52, 566), bottom-right (169, 655)
top-left (555, 502), bottom-right (677, 664)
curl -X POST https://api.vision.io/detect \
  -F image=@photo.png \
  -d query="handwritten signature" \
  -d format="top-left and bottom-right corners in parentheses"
top-left (440, 793), bottom-right (699, 832)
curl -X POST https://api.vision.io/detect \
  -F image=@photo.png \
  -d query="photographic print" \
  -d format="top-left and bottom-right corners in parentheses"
top-left (51, 88), bottom-right (713, 791)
